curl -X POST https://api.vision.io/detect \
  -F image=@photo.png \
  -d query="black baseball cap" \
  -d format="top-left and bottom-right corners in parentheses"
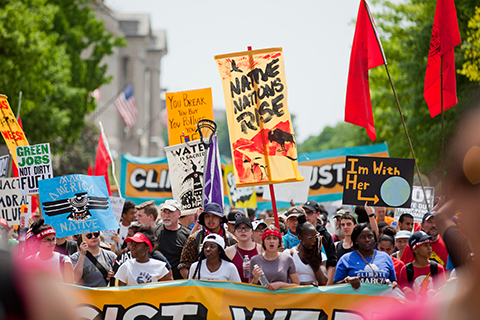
top-left (408, 231), bottom-right (432, 250)
top-left (234, 216), bottom-right (253, 229)
top-left (303, 200), bottom-right (319, 212)
top-left (227, 209), bottom-right (245, 224)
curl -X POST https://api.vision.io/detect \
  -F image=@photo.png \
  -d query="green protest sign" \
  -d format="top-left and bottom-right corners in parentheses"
top-left (16, 143), bottom-right (53, 195)
top-left (342, 155), bottom-right (414, 208)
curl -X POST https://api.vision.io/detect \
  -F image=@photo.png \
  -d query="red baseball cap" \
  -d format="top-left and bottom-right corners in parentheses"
top-left (125, 232), bottom-right (153, 251)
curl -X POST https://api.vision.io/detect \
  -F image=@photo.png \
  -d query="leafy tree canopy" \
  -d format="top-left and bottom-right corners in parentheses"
top-left (0, 0), bottom-right (125, 153)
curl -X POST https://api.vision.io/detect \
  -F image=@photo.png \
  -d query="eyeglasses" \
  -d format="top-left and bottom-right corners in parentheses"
top-left (254, 227), bottom-right (266, 232)
top-left (86, 232), bottom-right (100, 239)
top-left (304, 234), bottom-right (319, 240)
top-left (235, 227), bottom-right (252, 232)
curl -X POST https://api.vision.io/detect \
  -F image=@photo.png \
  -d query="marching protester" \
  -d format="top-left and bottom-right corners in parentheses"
top-left (398, 231), bottom-right (446, 300)
top-left (112, 224), bottom-right (171, 285)
top-left (189, 234), bottom-right (241, 281)
top-left (71, 231), bottom-right (117, 287)
top-left (335, 212), bottom-right (357, 260)
top-left (0, 218), bottom-right (14, 250)
top-left (334, 223), bottom-right (397, 289)
top-left (377, 233), bottom-right (405, 280)
top-left (250, 227), bottom-right (300, 291)
top-left (282, 206), bottom-right (303, 249)
top-left (331, 210), bottom-right (346, 243)
top-left (391, 230), bottom-right (411, 259)
top-left (302, 200), bottom-right (337, 285)
top-left (27, 219), bottom-right (74, 283)
top-left (135, 200), bottom-right (159, 229)
top-left (400, 212), bottom-right (448, 267)
top-left (115, 226), bottom-right (172, 285)
top-left (178, 203), bottom-right (236, 278)
top-left (252, 219), bottom-right (268, 245)
top-left (178, 211), bottom-right (196, 229)
top-left (225, 216), bottom-right (263, 283)
top-left (375, 206), bottom-right (394, 225)
top-left (155, 199), bottom-right (190, 280)
top-left (285, 215), bottom-right (328, 286)
top-left (226, 209), bottom-right (245, 234)
top-left (117, 200), bottom-right (137, 250)
top-left (397, 213), bottom-right (415, 232)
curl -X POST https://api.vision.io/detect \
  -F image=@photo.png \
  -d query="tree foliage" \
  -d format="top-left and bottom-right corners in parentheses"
top-left (0, 0), bottom-right (125, 153)
top-left (459, 6), bottom-right (480, 82)
top-left (54, 121), bottom-right (99, 176)
top-left (299, 0), bottom-right (480, 185)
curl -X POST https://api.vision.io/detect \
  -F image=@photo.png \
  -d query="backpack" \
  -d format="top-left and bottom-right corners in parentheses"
top-left (405, 260), bottom-right (438, 288)
top-left (194, 229), bottom-right (234, 253)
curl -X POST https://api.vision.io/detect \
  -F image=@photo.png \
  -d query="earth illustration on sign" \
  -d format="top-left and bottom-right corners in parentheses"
top-left (380, 176), bottom-right (411, 207)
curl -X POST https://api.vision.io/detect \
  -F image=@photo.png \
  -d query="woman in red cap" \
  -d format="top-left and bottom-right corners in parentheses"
top-left (115, 226), bottom-right (172, 285)
top-left (249, 227), bottom-right (300, 291)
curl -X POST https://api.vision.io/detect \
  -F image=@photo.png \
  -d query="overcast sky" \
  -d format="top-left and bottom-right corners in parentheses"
top-left (105, 0), bottom-right (363, 142)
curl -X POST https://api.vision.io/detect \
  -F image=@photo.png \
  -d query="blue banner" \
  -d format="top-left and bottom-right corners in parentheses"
top-left (38, 175), bottom-right (119, 237)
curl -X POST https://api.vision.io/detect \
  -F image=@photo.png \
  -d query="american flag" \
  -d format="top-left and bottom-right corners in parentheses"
top-left (114, 84), bottom-right (137, 127)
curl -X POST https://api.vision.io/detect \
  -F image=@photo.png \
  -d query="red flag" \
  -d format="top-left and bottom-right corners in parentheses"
top-left (94, 131), bottom-right (112, 195)
top-left (87, 164), bottom-right (93, 175)
top-left (424, 0), bottom-right (461, 117)
top-left (345, 0), bottom-right (386, 141)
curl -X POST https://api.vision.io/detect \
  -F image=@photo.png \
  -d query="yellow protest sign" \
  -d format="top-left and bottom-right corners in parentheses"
top-left (69, 280), bottom-right (410, 320)
top-left (0, 95), bottom-right (29, 166)
top-left (215, 48), bottom-right (303, 187)
top-left (165, 88), bottom-right (214, 145)
top-left (224, 165), bottom-right (256, 208)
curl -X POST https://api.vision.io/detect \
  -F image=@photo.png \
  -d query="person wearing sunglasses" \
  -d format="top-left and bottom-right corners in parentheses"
top-left (26, 219), bottom-right (74, 283)
top-left (71, 231), bottom-right (117, 287)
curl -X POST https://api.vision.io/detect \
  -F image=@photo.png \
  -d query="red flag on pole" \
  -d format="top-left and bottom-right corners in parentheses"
top-left (345, 0), bottom-right (386, 141)
top-left (94, 130), bottom-right (112, 196)
top-left (87, 164), bottom-right (93, 176)
top-left (424, 0), bottom-right (461, 117)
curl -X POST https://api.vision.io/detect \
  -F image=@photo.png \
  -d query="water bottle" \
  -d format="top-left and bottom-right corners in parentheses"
top-left (255, 264), bottom-right (269, 287)
top-left (243, 255), bottom-right (250, 278)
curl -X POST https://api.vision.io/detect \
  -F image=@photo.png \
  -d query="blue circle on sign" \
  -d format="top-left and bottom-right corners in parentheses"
top-left (380, 176), bottom-right (410, 207)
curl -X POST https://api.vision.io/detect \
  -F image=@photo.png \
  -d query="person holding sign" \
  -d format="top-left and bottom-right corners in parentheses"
top-left (334, 223), bottom-right (397, 289)
top-left (27, 220), bottom-right (74, 283)
top-left (115, 226), bottom-right (172, 286)
top-left (71, 231), bottom-right (116, 287)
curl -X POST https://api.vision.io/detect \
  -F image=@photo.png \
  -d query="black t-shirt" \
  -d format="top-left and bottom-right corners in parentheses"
top-left (443, 225), bottom-right (472, 269)
top-left (155, 223), bottom-right (191, 280)
top-left (335, 239), bottom-right (354, 261)
top-left (54, 240), bottom-right (78, 256)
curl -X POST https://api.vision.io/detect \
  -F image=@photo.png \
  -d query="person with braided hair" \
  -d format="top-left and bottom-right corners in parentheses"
top-left (284, 214), bottom-right (328, 285)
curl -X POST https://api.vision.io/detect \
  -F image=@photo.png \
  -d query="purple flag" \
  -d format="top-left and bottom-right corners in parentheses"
top-left (203, 136), bottom-right (224, 210)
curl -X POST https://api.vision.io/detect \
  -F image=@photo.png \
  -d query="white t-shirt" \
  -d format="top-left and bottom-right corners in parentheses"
top-left (115, 259), bottom-right (169, 285)
top-left (188, 260), bottom-right (241, 282)
top-left (283, 247), bottom-right (326, 284)
top-left (118, 224), bottom-right (130, 248)
top-left (30, 252), bottom-right (72, 281)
